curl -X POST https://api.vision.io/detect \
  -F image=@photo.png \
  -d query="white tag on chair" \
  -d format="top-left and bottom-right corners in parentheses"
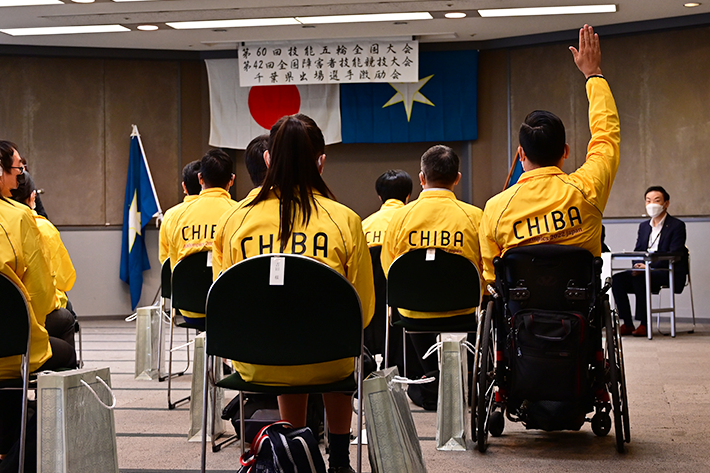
top-left (270, 256), bottom-right (285, 285)
top-left (206, 251), bottom-right (213, 267)
top-left (426, 248), bottom-right (436, 261)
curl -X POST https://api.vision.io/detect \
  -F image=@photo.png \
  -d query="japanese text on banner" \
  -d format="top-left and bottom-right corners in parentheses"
top-left (238, 40), bottom-right (419, 86)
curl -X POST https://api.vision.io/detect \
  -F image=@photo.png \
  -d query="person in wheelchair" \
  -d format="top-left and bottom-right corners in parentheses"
top-left (474, 26), bottom-right (629, 452)
top-left (479, 24), bottom-right (620, 287)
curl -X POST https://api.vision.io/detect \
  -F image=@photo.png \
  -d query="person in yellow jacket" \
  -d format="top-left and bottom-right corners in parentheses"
top-left (479, 24), bottom-right (620, 287)
top-left (0, 141), bottom-right (76, 457)
top-left (158, 160), bottom-right (201, 264)
top-left (360, 169), bottom-right (412, 363)
top-left (11, 171), bottom-right (76, 311)
top-left (213, 114), bottom-right (374, 473)
top-left (362, 169), bottom-right (412, 247)
top-left (167, 149), bottom-right (237, 328)
top-left (381, 145), bottom-right (483, 318)
top-left (212, 134), bottom-right (268, 275)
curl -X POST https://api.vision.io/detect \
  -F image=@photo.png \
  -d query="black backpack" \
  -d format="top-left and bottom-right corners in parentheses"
top-left (238, 421), bottom-right (326, 473)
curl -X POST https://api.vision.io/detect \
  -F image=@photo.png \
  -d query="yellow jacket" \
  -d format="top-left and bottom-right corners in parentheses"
top-left (168, 188), bottom-right (236, 318)
top-left (0, 198), bottom-right (56, 379)
top-left (212, 187), bottom-right (261, 274)
top-left (480, 77), bottom-right (620, 285)
top-left (381, 189), bottom-right (483, 319)
top-left (159, 194), bottom-right (198, 264)
top-left (34, 212), bottom-right (76, 309)
top-left (362, 199), bottom-right (405, 247)
top-left (213, 189), bottom-right (375, 386)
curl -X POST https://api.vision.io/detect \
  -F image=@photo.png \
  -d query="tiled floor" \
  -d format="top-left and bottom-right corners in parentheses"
top-left (75, 316), bottom-right (710, 473)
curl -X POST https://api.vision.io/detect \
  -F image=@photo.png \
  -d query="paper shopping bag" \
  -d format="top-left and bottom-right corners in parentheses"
top-left (37, 367), bottom-right (119, 473)
top-left (134, 306), bottom-right (164, 380)
top-left (188, 332), bottom-right (226, 442)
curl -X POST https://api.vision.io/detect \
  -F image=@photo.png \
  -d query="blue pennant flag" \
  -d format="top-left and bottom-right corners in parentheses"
top-left (120, 125), bottom-right (162, 310)
top-left (505, 151), bottom-right (525, 190)
top-left (340, 50), bottom-right (478, 143)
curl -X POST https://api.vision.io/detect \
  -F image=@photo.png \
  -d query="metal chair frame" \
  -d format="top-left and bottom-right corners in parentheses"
top-left (0, 272), bottom-right (34, 473)
top-left (200, 254), bottom-right (365, 473)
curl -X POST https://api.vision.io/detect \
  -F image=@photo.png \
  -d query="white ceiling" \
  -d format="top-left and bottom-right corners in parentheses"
top-left (0, 0), bottom-right (708, 52)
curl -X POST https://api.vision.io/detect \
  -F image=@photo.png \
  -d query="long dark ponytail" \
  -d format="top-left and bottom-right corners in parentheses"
top-left (248, 114), bottom-right (335, 251)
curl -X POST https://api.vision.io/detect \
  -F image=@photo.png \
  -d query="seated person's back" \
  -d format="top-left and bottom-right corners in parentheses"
top-left (168, 149), bottom-right (236, 323)
top-left (381, 145), bottom-right (483, 320)
top-left (480, 25), bottom-right (620, 286)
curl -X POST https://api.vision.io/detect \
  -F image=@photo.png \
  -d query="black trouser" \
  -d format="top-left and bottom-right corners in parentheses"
top-left (611, 269), bottom-right (666, 327)
top-left (0, 337), bottom-right (76, 453)
top-left (44, 307), bottom-right (76, 349)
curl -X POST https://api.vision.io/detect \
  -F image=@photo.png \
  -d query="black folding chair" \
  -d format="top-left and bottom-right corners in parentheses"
top-left (167, 251), bottom-right (213, 410)
top-left (0, 273), bottom-right (34, 473)
top-left (384, 248), bottom-right (481, 377)
top-left (200, 254), bottom-right (365, 473)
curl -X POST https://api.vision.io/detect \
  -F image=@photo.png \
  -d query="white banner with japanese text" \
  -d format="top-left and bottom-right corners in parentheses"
top-left (238, 40), bottom-right (418, 86)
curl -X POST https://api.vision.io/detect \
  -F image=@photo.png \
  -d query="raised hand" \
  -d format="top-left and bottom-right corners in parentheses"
top-left (569, 24), bottom-right (603, 78)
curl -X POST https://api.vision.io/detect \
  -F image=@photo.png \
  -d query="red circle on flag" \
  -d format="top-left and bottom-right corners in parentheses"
top-left (248, 85), bottom-right (301, 130)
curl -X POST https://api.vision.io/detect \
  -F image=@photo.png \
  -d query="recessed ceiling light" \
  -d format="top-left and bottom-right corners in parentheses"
top-left (296, 12), bottom-right (433, 24)
top-left (167, 17), bottom-right (300, 29)
top-left (137, 24), bottom-right (158, 31)
top-left (478, 4), bottom-right (617, 17)
top-left (0, 24), bottom-right (129, 36)
top-left (445, 12), bottom-right (467, 19)
top-left (684, 2), bottom-right (701, 7)
top-left (72, 0), bottom-right (94, 3)
top-left (0, 0), bottom-right (63, 6)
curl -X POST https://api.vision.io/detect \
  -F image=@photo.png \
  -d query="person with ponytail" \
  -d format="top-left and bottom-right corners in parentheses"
top-left (213, 114), bottom-right (374, 473)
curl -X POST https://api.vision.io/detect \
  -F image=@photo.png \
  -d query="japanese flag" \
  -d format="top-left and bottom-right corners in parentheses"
top-left (206, 58), bottom-right (341, 149)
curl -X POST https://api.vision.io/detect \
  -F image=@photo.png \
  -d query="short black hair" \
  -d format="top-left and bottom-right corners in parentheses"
top-left (200, 149), bottom-right (233, 189)
top-left (0, 140), bottom-right (18, 174)
top-left (420, 145), bottom-right (459, 187)
top-left (645, 185), bottom-right (670, 201)
top-left (182, 160), bottom-right (201, 195)
top-left (245, 134), bottom-right (268, 187)
top-left (375, 169), bottom-right (412, 203)
top-left (519, 110), bottom-right (566, 167)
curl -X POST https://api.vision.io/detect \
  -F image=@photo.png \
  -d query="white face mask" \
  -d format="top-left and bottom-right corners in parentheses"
top-left (646, 203), bottom-right (665, 218)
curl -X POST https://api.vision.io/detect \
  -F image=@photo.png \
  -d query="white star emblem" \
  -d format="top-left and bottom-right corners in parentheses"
top-left (128, 191), bottom-right (142, 252)
top-left (382, 74), bottom-right (435, 122)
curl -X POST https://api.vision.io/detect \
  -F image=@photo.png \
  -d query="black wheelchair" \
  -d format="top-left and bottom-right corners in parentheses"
top-left (474, 244), bottom-right (630, 453)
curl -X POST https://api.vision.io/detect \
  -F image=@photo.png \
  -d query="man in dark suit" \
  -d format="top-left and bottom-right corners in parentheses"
top-left (611, 186), bottom-right (688, 337)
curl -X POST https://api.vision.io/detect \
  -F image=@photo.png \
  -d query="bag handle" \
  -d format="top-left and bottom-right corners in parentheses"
top-left (80, 376), bottom-right (117, 410)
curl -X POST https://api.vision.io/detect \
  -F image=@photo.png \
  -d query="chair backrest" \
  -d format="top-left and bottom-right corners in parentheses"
top-left (205, 254), bottom-right (362, 366)
top-left (494, 244), bottom-right (600, 314)
top-left (387, 248), bottom-right (481, 312)
top-left (161, 258), bottom-right (171, 299)
top-left (0, 272), bottom-right (31, 359)
top-left (171, 252), bottom-right (213, 313)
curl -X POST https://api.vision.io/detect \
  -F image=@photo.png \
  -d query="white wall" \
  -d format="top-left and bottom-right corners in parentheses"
top-left (58, 219), bottom-right (709, 319)
top-left (60, 227), bottom-right (161, 317)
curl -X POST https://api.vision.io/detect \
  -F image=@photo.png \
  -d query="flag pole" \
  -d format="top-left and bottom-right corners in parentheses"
top-left (131, 124), bottom-right (163, 222)
top-left (503, 149), bottom-right (520, 191)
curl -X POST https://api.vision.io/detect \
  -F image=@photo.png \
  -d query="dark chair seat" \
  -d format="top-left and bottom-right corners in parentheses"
top-left (216, 371), bottom-right (357, 395)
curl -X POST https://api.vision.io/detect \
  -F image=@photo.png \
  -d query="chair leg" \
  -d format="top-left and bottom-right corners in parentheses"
top-left (356, 349), bottom-right (364, 473)
top-left (200, 354), bottom-right (211, 473)
top-left (384, 306), bottom-right (391, 369)
top-left (18, 353), bottom-right (30, 473)
top-left (239, 391), bottom-right (246, 456)
top-left (75, 320), bottom-right (84, 369)
top-left (157, 299), bottom-right (167, 381)
top-left (167, 309), bottom-right (191, 410)
top-left (402, 328), bottom-right (407, 378)
top-left (688, 275), bottom-right (696, 333)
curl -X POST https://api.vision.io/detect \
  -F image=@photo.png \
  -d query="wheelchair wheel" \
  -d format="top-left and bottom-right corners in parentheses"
top-left (476, 300), bottom-right (495, 452)
top-left (614, 304), bottom-right (631, 444)
top-left (604, 299), bottom-right (630, 452)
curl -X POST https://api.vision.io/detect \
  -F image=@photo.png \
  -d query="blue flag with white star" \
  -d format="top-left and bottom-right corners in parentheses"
top-left (340, 50), bottom-right (478, 143)
top-left (120, 125), bottom-right (162, 310)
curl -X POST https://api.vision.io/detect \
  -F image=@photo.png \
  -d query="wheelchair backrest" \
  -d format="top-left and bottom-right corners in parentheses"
top-left (494, 244), bottom-right (601, 315)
